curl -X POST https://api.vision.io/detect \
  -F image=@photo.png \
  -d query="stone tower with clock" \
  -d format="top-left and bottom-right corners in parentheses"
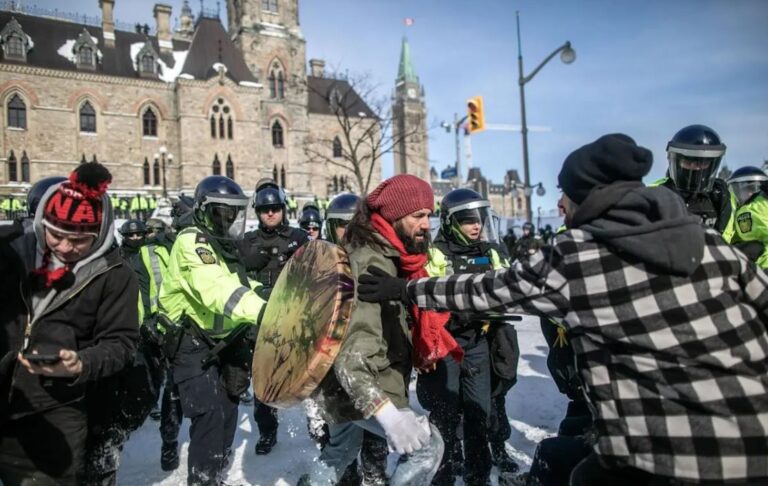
top-left (392, 37), bottom-right (430, 182)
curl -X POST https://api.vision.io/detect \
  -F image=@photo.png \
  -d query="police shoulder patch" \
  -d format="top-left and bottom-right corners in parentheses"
top-left (195, 247), bottom-right (217, 264)
top-left (737, 212), bottom-right (753, 234)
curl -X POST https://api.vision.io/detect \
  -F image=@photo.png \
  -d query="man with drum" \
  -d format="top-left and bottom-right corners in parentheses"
top-left (307, 174), bottom-right (445, 485)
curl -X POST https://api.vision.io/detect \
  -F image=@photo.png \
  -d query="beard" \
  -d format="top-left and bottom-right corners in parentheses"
top-left (394, 220), bottom-right (431, 254)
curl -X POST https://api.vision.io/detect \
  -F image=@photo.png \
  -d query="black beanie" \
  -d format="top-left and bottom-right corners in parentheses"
top-left (558, 133), bottom-right (653, 204)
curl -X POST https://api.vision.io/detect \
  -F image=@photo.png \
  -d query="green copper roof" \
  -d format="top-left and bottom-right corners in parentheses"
top-left (397, 36), bottom-right (418, 84)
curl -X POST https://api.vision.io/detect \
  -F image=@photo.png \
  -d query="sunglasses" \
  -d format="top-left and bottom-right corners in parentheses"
top-left (258, 206), bottom-right (283, 214)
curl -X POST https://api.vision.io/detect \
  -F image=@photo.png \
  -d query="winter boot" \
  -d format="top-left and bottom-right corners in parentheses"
top-left (491, 442), bottom-right (519, 474)
top-left (254, 431), bottom-right (278, 455)
top-left (161, 441), bottom-right (180, 471)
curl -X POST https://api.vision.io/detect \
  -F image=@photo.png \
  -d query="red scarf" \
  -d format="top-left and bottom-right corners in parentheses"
top-left (30, 249), bottom-right (73, 290)
top-left (370, 212), bottom-right (464, 369)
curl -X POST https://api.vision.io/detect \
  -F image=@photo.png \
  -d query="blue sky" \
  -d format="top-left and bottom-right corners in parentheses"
top-left (27, 0), bottom-right (768, 211)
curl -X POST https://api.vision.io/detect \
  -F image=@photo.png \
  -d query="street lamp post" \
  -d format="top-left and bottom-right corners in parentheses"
top-left (441, 113), bottom-right (468, 184)
top-left (154, 145), bottom-right (174, 200)
top-left (516, 11), bottom-right (575, 223)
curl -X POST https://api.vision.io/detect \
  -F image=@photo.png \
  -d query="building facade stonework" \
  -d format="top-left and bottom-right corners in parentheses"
top-left (0, 0), bottom-right (383, 199)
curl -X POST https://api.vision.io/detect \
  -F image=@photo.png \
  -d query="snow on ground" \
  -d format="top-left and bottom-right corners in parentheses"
top-left (118, 316), bottom-right (568, 485)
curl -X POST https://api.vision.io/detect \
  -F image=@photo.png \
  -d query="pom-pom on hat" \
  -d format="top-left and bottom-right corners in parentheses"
top-left (43, 162), bottom-right (112, 235)
top-left (366, 174), bottom-right (434, 223)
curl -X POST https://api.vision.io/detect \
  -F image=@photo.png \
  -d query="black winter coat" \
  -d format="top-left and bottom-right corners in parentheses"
top-left (0, 231), bottom-right (139, 420)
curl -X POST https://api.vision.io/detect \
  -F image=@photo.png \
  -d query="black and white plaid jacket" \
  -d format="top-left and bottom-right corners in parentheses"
top-left (408, 228), bottom-right (768, 481)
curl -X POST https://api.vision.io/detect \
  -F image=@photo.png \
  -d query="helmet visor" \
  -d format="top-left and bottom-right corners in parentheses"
top-left (668, 153), bottom-right (722, 194)
top-left (202, 199), bottom-right (248, 240)
top-left (730, 181), bottom-right (763, 206)
top-left (450, 206), bottom-right (499, 245)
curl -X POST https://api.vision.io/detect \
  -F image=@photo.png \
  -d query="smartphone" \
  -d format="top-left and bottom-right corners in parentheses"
top-left (23, 353), bottom-right (62, 365)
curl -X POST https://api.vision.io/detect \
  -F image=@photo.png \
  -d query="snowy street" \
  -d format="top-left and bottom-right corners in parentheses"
top-left (118, 317), bottom-right (569, 485)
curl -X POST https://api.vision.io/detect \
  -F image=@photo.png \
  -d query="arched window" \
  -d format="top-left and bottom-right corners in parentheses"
top-left (1, 19), bottom-right (29, 61)
top-left (7, 94), bottom-right (26, 129)
top-left (271, 120), bottom-right (284, 148)
top-left (269, 61), bottom-right (285, 100)
top-left (136, 42), bottom-right (159, 77)
top-left (153, 159), bottom-right (160, 186)
top-left (143, 158), bottom-right (150, 185)
top-left (212, 154), bottom-right (221, 175)
top-left (142, 108), bottom-right (157, 137)
top-left (7, 35), bottom-right (23, 58)
top-left (20, 150), bottom-right (29, 182)
top-left (78, 46), bottom-right (94, 67)
top-left (272, 165), bottom-right (278, 182)
top-left (226, 155), bottom-right (234, 179)
top-left (332, 136), bottom-right (342, 158)
top-left (209, 98), bottom-right (233, 140)
top-left (79, 101), bottom-right (96, 133)
top-left (141, 55), bottom-right (155, 73)
top-left (280, 165), bottom-right (286, 188)
top-left (268, 71), bottom-right (276, 99)
top-left (7, 150), bottom-right (16, 182)
top-left (277, 72), bottom-right (285, 99)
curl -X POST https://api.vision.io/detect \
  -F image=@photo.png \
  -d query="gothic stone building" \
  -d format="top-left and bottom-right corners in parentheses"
top-left (0, 0), bottom-right (418, 199)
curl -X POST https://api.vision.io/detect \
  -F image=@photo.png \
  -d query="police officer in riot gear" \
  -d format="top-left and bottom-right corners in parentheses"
top-left (653, 124), bottom-right (732, 237)
top-left (420, 188), bottom-right (518, 485)
top-left (159, 175), bottom-right (267, 485)
top-left (513, 222), bottom-right (541, 262)
top-left (239, 178), bottom-right (310, 455)
top-left (325, 192), bottom-right (360, 244)
top-left (298, 202), bottom-right (323, 239)
top-left (119, 219), bottom-right (147, 259)
top-left (729, 166), bottom-right (768, 267)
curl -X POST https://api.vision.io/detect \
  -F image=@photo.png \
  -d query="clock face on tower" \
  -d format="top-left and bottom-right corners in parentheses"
top-left (407, 88), bottom-right (417, 99)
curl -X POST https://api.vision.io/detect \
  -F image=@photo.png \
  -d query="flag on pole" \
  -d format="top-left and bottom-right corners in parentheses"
top-left (403, 17), bottom-right (415, 26)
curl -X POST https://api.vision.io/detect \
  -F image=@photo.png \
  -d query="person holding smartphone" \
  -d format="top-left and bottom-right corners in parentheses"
top-left (0, 162), bottom-right (139, 486)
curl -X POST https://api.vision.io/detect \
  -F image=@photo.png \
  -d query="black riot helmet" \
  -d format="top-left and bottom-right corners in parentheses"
top-left (119, 219), bottom-right (147, 248)
top-left (728, 166), bottom-right (768, 206)
top-left (119, 219), bottom-right (147, 236)
top-left (522, 222), bottom-right (534, 235)
top-left (440, 188), bottom-right (498, 245)
top-left (253, 178), bottom-right (287, 210)
top-left (326, 192), bottom-right (360, 244)
top-left (27, 176), bottom-right (67, 217)
top-left (299, 202), bottom-right (323, 235)
top-left (193, 176), bottom-right (249, 239)
top-left (667, 124), bottom-right (726, 195)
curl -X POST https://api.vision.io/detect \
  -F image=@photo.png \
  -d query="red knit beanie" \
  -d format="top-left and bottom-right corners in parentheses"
top-left (366, 174), bottom-right (434, 223)
top-left (43, 162), bottom-right (112, 235)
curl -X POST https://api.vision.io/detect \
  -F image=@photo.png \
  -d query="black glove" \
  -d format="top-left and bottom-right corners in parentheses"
top-left (242, 251), bottom-right (271, 272)
top-left (357, 266), bottom-right (408, 303)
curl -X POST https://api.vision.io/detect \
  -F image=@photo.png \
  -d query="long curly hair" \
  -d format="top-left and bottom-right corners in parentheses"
top-left (342, 199), bottom-right (386, 251)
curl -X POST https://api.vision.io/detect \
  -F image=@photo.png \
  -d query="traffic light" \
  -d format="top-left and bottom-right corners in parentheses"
top-left (467, 96), bottom-right (485, 134)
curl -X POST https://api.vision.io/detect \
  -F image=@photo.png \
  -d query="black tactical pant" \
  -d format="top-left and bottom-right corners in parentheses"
top-left (253, 399), bottom-right (278, 437)
top-left (417, 335), bottom-right (492, 486)
top-left (160, 368), bottom-right (182, 448)
top-left (174, 334), bottom-right (239, 486)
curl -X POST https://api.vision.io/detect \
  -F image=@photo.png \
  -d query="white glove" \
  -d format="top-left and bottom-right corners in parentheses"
top-left (374, 401), bottom-right (431, 455)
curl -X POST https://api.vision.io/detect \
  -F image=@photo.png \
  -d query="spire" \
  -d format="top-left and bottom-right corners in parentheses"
top-left (397, 36), bottom-right (418, 84)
